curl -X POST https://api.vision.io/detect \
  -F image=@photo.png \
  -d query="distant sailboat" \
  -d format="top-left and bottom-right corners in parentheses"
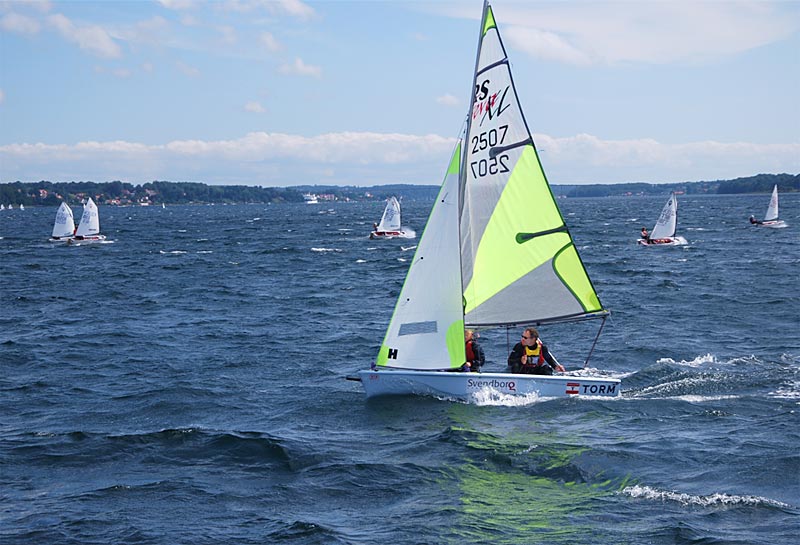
top-left (750, 185), bottom-right (787, 228)
top-left (19, 204), bottom-right (24, 211)
top-left (369, 197), bottom-right (413, 239)
top-left (638, 193), bottom-right (688, 246)
top-left (50, 202), bottom-right (76, 242)
top-left (350, 0), bottom-right (620, 400)
top-left (73, 198), bottom-right (107, 243)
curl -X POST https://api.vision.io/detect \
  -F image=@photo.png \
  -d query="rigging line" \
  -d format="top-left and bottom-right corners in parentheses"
top-left (583, 315), bottom-right (607, 369)
top-left (490, 137), bottom-right (532, 158)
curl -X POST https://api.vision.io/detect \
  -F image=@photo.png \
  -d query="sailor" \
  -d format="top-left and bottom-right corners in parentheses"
top-left (508, 328), bottom-right (565, 375)
top-left (463, 329), bottom-right (485, 372)
top-left (640, 227), bottom-right (650, 242)
top-left (749, 215), bottom-right (763, 225)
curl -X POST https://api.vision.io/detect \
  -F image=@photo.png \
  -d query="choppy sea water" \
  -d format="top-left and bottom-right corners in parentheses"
top-left (1, 194), bottom-right (798, 544)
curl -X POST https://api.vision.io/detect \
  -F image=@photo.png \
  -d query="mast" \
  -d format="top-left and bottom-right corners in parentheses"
top-left (459, 0), bottom-right (490, 214)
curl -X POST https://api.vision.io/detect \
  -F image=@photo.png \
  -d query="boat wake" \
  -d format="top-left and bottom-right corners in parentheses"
top-left (469, 388), bottom-right (545, 406)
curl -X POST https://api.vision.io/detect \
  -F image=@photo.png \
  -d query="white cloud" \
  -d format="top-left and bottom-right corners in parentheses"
top-left (47, 13), bottom-right (122, 59)
top-left (490, 2), bottom-right (800, 65)
top-left (279, 57), bottom-right (321, 78)
top-left (156, 0), bottom-right (196, 10)
top-left (260, 31), bottom-right (282, 52)
top-left (1, 12), bottom-right (41, 34)
top-left (436, 94), bottom-right (460, 107)
top-left (245, 101), bottom-right (266, 113)
top-left (2, 131), bottom-right (798, 186)
top-left (225, 0), bottom-right (316, 21)
top-left (176, 60), bottom-right (200, 77)
top-left (217, 25), bottom-right (236, 45)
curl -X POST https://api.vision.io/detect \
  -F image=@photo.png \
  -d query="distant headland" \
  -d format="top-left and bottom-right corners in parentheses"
top-left (1, 173), bottom-right (797, 207)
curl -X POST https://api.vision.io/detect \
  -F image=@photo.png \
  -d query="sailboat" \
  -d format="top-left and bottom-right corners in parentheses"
top-left (350, 1), bottom-right (620, 400)
top-left (49, 202), bottom-right (76, 242)
top-left (750, 185), bottom-right (787, 228)
top-left (369, 196), bottom-right (412, 239)
top-left (72, 198), bottom-right (107, 243)
top-left (638, 193), bottom-right (688, 246)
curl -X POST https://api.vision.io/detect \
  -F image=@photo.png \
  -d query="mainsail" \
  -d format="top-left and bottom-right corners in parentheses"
top-left (650, 193), bottom-right (678, 240)
top-left (765, 185), bottom-right (779, 221)
top-left (75, 198), bottom-right (101, 237)
top-left (374, 1), bottom-right (607, 372)
top-left (459, 3), bottom-right (605, 328)
top-left (377, 197), bottom-right (402, 232)
top-left (52, 202), bottom-right (75, 238)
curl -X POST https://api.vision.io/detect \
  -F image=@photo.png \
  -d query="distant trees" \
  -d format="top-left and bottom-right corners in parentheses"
top-left (716, 173), bottom-right (800, 194)
top-left (0, 181), bottom-right (304, 206)
top-left (1, 173), bottom-right (797, 206)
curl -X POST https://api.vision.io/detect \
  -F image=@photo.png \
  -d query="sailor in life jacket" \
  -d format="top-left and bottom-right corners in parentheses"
top-left (507, 327), bottom-right (566, 375)
top-left (463, 329), bottom-right (486, 372)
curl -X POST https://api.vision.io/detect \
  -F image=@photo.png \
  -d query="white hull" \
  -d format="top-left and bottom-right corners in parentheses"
top-left (355, 369), bottom-right (620, 400)
top-left (69, 234), bottom-right (108, 244)
top-left (49, 236), bottom-right (74, 243)
top-left (638, 236), bottom-right (687, 246)
top-left (758, 220), bottom-right (787, 229)
top-left (370, 230), bottom-right (413, 240)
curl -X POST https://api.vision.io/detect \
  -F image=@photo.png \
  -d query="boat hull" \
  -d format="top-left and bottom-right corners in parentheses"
top-left (370, 230), bottom-right (412, 239)
top-left (68, 234), bottom-right (108, 244)
top-left (637, 236), bottom-right (687, 246)
top-left (758, 220), bottom-right (787, 229)
top-left (355, 369), bottom-right (620, 400)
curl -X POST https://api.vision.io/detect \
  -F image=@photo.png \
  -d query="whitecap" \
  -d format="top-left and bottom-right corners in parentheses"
top-left (160, 250), bottom-right (187, 255)
top-left (621, 485), bottom-right (791, 508)
top-left (770, 380), bottom-right (800, 401)
top-left (311, 247), bottom-right (340, 252)
top-left (657, 354), bottom-right (716, 367)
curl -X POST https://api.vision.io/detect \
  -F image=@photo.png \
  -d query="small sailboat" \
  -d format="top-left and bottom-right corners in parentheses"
top-left (72, 198), bottom-right (107, 243)
top-left (350, 1), bottom-right (620, 400)
top-left (638, 193), bottom-right (688, 246)
top-left (49, 202), bottom-right (76, 242)
top-left (749, 185), bottom-right (787, 228)
top-left (19, 204), bottom-right (24, 211)
top-left (369, 196), bottom-right (412, 239)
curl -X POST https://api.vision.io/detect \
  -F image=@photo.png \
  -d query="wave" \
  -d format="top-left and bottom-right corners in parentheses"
top-left (656, 353), bottom-right (716, 368)
top-left (621, 485), bottom-right (793, 509)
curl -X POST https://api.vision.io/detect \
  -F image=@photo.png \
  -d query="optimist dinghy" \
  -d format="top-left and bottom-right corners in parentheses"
top-left (749, 185), bottom-right (787, 228)
top-left (638, 193), bottom-right (688, 246)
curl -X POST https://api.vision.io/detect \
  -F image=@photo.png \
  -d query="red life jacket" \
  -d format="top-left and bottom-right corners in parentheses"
top-left (465, 340), bottom-right (476, 362)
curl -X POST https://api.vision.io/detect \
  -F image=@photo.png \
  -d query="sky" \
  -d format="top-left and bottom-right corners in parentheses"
top-left (1, 0), bottom-right (799, 187)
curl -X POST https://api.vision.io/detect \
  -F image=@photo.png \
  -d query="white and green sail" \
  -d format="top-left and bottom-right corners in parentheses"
top-left (459, 2), bottom-right (606, 327)
top-left (374, 1), bottom-right (606, 371)
top-left (375, 142), bottom-right (466, 370)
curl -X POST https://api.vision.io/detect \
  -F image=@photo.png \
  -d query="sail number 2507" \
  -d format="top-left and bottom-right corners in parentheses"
top-left (470, 125), bottom-right (510, 178)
